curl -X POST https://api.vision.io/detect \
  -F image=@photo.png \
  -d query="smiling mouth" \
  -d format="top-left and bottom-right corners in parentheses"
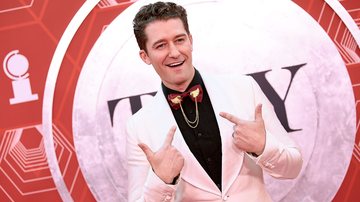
top-left (166, 60), bottom-right (185, 68)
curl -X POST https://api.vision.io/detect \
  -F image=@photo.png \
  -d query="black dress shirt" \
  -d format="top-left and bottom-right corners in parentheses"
top-left (162, 69), bottom-right (222, 191)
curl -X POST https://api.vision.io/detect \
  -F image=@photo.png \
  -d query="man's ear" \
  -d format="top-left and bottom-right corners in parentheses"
top-left (139, 50), bottom-right (151, 65)
top-left (189, 34), bottom-right (193, 51)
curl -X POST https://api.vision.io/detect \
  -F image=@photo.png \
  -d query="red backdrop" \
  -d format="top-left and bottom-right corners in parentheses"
top-left (0, 0), bottom-right (359, 201)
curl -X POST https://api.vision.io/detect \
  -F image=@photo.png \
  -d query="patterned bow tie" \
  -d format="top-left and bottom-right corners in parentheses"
top-left (167, 84), bottom-right (203, 110)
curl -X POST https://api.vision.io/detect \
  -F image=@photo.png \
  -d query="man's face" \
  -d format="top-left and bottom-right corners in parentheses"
top-left (139, 18), bottom-right (194, 92)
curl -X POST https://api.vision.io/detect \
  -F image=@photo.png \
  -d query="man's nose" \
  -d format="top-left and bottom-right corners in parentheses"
top-left (168, 43), bottom-right (180, 58)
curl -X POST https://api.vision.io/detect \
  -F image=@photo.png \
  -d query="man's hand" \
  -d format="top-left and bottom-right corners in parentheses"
top-left (220, 104), bottom-right (266, 155)
top-left (138, 126), bottom-right (184, 184)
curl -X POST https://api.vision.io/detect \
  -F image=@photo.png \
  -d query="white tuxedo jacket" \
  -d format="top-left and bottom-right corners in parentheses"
top-left (126, 73), bottom-right (302, 202)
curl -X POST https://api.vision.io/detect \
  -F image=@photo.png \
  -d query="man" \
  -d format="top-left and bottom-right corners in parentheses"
top-left (126, 1), bottom-right (302, 201)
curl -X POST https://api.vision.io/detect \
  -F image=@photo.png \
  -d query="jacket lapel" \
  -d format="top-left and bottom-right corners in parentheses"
top-left (202, 74), bottom-right (245, 195)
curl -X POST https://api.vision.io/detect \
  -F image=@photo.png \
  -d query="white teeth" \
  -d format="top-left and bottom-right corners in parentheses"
top-left (168, 61), bottom-right (184, 67)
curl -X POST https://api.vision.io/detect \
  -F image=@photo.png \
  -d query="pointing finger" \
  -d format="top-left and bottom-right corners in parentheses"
top-left (138, 143), bottom-right (154, 160)
top-left (163, 126), bottom-right (177, 147)
top-left (219, 112), bottom-right (241, 124)
top-left (255, 104), bottom-right (263, 121)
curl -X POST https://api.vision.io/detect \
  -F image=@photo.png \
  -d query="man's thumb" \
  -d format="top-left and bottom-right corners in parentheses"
top-left (138, 143), bottom-right (154, 159)
top-left (255, 104), bottom-right (263, 121)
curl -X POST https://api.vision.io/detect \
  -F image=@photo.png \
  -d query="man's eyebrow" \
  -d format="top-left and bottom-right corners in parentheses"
top-left (174, 33), bottom-right (187, 38)
top-left (152, 34), bottom-right (187, 47)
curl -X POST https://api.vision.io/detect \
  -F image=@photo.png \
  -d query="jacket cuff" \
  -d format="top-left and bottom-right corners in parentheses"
top-left (252, 130), bottom-right (284, 170)
top-left (144, 169), bottom-right (178, 201)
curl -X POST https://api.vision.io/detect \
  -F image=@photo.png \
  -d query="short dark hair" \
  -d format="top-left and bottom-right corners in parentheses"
top-left (133, 1), bottom-right (190, 51)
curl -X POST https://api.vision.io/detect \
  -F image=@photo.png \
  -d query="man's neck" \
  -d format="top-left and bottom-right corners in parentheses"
top-left (163, 69), bottom-right (196, 92)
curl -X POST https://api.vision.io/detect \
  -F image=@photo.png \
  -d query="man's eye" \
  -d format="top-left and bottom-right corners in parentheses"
top-left (176, 38), bottom-right (185, 43)
top-left (156, 44), bottom-right (165, 49)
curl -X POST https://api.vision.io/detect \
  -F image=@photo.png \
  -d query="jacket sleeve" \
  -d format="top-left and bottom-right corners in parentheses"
top-left (126, 118), bottom-right (179, 202)
top-left (248, 77), bottom-right (303, 179)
